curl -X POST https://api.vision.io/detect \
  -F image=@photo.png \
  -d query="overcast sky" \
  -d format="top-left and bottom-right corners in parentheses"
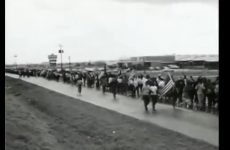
top-left (5, 0), bottom-right (218, 64)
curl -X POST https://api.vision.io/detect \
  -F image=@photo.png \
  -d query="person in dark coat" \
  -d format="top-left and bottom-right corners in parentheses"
top-left (96, 74), bottom-right (100, 90)
top-left (100, 75), bottom-right (108, 94)
top-left (26, 69), bottom-right (30, 78)
top-left (18, 70), bottom-right (22, 78)
top-left (76, 74), bottom-right (83, 96)
top-left (175, 77), bottom-right (185, 104)
top-left (110, 75), bottom-right (118, 99)
top-left (214, 80), bottom-right (219, 114)
top-left (206, 80), bottom-right (215, 112)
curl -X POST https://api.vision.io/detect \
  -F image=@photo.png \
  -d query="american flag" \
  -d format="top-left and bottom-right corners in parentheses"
top-left (129, 70), bottom-right (135, 79)
top-left (159, 73), bottom-right (175, 96)
top-left (99, 71), bottom-right (104, 79)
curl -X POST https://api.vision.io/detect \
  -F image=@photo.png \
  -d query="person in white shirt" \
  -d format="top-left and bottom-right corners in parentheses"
top-left (134, 77), bottom-right (139, 97)
top-left (117, 77), bottom-right (122, 83)
top-left (149, 81), bottom-right (158, 111)
top-left (116, 76), bottom-right (122, 94)
top-left (158, 80), bottom-right (165, 88)
top-left (137, 75), bottom-right (143, 93)
top-left (75, 74), bottom-right (79, 80)
top-left (142, 76), bottom-right (148, 87)
top-left (128, 78), bottom-right (135, 97)
top-left (109, 76), bottom-right (113, 84)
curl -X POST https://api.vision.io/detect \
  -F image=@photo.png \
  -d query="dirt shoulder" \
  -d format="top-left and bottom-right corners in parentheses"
top-left (5, 76), bottom-right (218, 150)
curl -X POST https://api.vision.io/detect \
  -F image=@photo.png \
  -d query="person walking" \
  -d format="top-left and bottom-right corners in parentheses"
top-left (195, 79), bottom-right (206, 111)
top-left (108, 75), bottom-right (113, 92)
top-left (149, 81), bottom-right (158, 112)
top-left (206, 80), bottom-right (215, 113)
top-left (96, 74), bottom-right (100, 90)
top-left (110, 75), bottom-right (118, 99)
top-left (76, 74), bottom-right (83, 96)
top-left (100, 75), bottom-right (108, 94)
top-left (142, 80), bottom-right (151, 112)
top-left (26, 69), bottom-right (30, 78)
top-left (128, 78), bottom-right (135, 98)
top-left (117, 76), bottom-right (122, 94)
top-left (70, 73), bottom-right (74, 87)
top-left (182, 79), bottom-right (194, 109)
top-left (175, 77), bottom-right (185, 106)
top-left (137, 75), bottom-right (143, 94)
top-left (82, 73), bottom-right (86, 86)
top-left (142, 75), bottom-right (148, 87)
top-left (134, 77), bottom-right (139, 98)
top-left (213, 79), bottom-right (219, 114)
top-left (18, 70), bottom-right (22, 79)
top-left (157, 75), bottom-right (165, 103)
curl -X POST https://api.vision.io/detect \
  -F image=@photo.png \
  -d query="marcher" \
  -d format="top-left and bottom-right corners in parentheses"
top-left (195, 79), bottom-right (206, 111)
top-left (149, 81), bottom-right (158, 112)
top-left (18, 70), bottom-right (22, 78)
top-left (117, 76), bottom-right (123, 94)
top-left (96, 75), bottom-right (100, 90)
top-left (76, 75), bottom-right (83, 96)
top-left (110, 75), bottom-right (118, 99)
top-left (11, 66), bottom-right (219, 114)
top-left (70, 73), bottom-right (75, 86)
top-left (205, 80), bottom-right (215, 112)
top-left (170, 87), bottom-right (178, 109)
top-left (100, 75), bottom-right (108, 94)
top-left (142, 80), bottom-right (150, 112)
top-left (175, 77), bottom-right (185, 106)
top-left (142, 75), bottom-right (148, 87)
top-left (137, 75), bottom-right (143, 93)
top-left (182, 79), bottom-right (194, 109)
top-left (26, 69), bottom-right (30, 78)
top-left (128, 78), bottom-right (135, 97)
top-left (213, 80), bottom-right (219, 114)
top-left (134, 77), bottom-right (139, 98)
top-left (157, 75), bottom-right (165, 103)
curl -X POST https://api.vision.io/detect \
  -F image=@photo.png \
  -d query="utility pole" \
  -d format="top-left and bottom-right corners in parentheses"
top-left (58, 45), bottom-right (64, 71)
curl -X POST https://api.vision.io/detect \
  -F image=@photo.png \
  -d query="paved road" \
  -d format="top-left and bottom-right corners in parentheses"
top-left (5, 73), bottom-right (219, 146)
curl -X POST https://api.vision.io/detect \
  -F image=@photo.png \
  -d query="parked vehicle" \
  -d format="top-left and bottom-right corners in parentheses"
top-left (168, 64), bottom-right (180, 69)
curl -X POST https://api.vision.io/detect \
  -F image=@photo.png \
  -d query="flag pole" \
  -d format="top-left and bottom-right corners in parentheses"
top-left (168, 72), bottom-right (172, 81)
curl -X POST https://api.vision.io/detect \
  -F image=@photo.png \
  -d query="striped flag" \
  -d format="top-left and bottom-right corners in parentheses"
top-left (129, 70), bottom-right (135, 79)
top-left (159, 73), bottom-right (175, 96)
top-left (99, 71), bottom-right (104, 79)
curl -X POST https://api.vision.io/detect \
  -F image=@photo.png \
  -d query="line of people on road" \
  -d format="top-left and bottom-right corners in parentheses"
top-left (6, 68), bottom-right (219, 114)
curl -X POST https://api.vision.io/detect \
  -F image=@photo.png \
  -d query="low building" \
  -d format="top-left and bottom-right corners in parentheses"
top-left (175, 55), bottom-right (218, 69)
top-left (118, 55), bottom-right (175, 69)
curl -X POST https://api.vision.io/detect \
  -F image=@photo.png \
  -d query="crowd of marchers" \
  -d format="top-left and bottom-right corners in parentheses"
top-left (5, 68), bottom-right (219, 114)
